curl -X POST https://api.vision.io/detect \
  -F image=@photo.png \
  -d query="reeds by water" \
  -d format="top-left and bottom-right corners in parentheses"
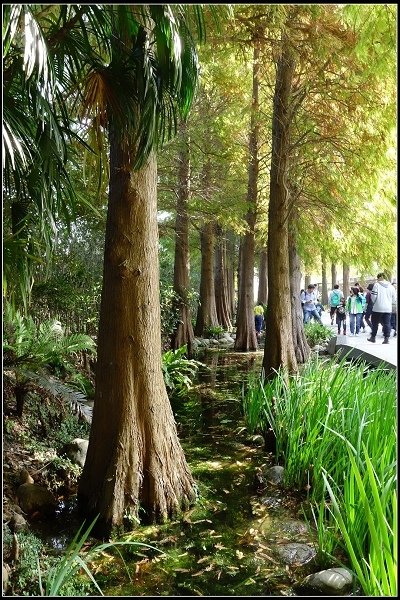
top-left (243, 355), bottom-right (397, 596)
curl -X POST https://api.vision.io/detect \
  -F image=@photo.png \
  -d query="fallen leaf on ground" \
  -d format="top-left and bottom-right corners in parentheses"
top-left (214, 543), bottom-right (227, 550)
top-left (174, 568), bottom-right (191, 573)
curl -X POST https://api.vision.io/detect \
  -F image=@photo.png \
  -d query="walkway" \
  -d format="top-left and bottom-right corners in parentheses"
top-left (320, 310), bottom-right (397, 370)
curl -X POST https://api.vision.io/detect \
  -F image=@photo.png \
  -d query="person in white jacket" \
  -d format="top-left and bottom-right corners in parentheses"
top-left (367, 273), bottom-right (397, 344)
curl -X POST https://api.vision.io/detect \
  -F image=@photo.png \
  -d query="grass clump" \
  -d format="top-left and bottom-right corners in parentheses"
top-left (242, 355), bottom-right (397, 596)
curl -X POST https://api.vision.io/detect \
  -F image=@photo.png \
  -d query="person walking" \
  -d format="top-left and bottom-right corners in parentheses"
top-left (336, 296), bottom-right (347, 335)
top-left (390, 280), bottom-right (397, 337)
top-left (301, 284), bottom-right (322, 325)
top-left (254, 302), bottom-right (264, 339)
top-left (364, 283), bottom-right (374, 331)
top-left (328, 284), bottom-right (344, 325)
top-left (346, 286), bottom-right (365, 336)
top-left (367, 272), bottom-right (397, 344)
top-left (357, 286), bottom-right (366, 332)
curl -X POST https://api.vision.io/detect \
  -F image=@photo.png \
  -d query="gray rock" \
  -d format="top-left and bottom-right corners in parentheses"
top-left (10, 512), bottom-right (28, 532)
top-left (3, 564), bottom-right (10, 594)
top-left (260, 496), bottom-right (282, 509)
top-left (218, 339), bottom-right (234, 347)
top-left (297, 567), bottom-right (354, 595)
top-left (246, 434), bottom-right (264, 447)
top-left (220, 332), bottom-right (234, 341)
top-left (16, 481), bottom-right (56, 516)
top-left (313, 344), bottom-right (324, 352)
top-left (61, 438), bottom-right (89, 467)
top-left (327, 336), bottom-right (337, 355)
top-left (275, 542), bottom-right (316, 565)
top-left (263, 465), bottom-right (284, 485)
top-left (279, 519), bottom-right (310, 536)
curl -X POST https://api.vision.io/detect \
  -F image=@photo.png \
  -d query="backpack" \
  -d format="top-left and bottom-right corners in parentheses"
top-left (331, 290), bottom-right (341, 307)
top-left (337, 304), bottom-right (345, 315)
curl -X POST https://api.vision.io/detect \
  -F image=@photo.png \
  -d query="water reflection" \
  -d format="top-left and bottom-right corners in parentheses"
top-left (33, 350), bottom-right (322, 596)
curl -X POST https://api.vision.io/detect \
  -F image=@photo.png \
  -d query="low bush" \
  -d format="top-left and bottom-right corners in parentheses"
top-left (304, 322), bottom-right (333, 347)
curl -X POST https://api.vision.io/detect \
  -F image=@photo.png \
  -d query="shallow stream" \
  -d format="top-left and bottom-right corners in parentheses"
top-left (97, 350), bottom-right (322, 595)
top-left (33, 350), bottom-right (324, 596)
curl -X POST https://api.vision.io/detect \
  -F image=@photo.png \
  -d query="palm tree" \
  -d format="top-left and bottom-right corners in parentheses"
top-left (3, 5), bottom-right (90, 311)
top-left (4, 2), bottom-right (225, 536)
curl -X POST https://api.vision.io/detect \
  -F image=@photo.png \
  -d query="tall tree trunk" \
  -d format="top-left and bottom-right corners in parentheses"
top-left (331, 263), bottom-right (337, 288)
top-left (321, 254), bottom-right (328, 305)
top-left (263, 33), bottom-right (298, 378)
top-left (257, 248), bottom-right (268, 305)
top-left (235, 239), bottom-right (243, 328)
top-left (194, 221), bottom-right (219, 336)
top-left (234, 40), bottom-right (260, 352)
top-left (171, 122), bottom-right (194, 353)
top-left (343, 263), bottom-right (350, 297)
top-left (78, 138), bottom-right (196, 537)
top-left (226, 231), bottom-right (236, 323)
top-left (289, 223), bottom-right (310, 364)
top-left (215, 225), bottom-right (233, 330)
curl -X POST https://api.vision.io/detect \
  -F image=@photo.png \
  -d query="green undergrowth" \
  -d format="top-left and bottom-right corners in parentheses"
top-left (4, 351), bottom-right (328, 597)
top-left (243, 354), bottom-right (397, 596)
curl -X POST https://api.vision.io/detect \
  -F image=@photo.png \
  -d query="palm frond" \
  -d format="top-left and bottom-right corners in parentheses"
top-left (26, 372), bottom-right (93, 424)
top-left (3, 304), bottom-right (96, 369)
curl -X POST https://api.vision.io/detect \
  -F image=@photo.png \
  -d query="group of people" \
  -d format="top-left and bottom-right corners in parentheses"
top-left (328, 273), bottom-right (397, 344)
top-left (255, 273), bottom-right (397, 346)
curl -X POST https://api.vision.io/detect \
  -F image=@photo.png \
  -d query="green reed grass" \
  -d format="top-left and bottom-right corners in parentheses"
top-left (322, 442), bottom-right (397, 596)
top-left (243, 355), bottom-right (397, 596)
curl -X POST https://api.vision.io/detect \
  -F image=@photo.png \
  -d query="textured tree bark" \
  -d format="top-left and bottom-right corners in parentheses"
top-left (257, 248), bottom-right (268, 305)
top-left (343, 263), bottom-right (350, 297)
top-left (194, 221), bottom-right (219, 336)
top-left (321, 254), bottom-right (328, 305)
top-left (289, 224), bottom-right (311, 364)
top-left (215, 225), bottom-right (233, 330)
top-left (234, 40), bottom-right (259, 352)
top-left (331, 262), bottom-right (337, 288)
top-left (171, 122), bottom-right (195, 354)
top-left (262, 33), bottom-right (298, 378)
top-left (78, 134), bottom-right (196, 537)
top-left (226, 231), bottom-right (236, 321)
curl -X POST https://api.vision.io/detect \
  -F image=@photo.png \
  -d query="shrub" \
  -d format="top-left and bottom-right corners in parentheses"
top-left (204, 325), bottom-right (225, 339)
top-left (3, 302), bottom-right (95, 418)
top-left (304, 322), bottom-right (332, 347)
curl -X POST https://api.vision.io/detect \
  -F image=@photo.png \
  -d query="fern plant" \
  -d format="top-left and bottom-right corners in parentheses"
top-left (161, 345), bottom-right (205, 397)
top-left (204, 325), bottom-right (225, 339)
top-left (3, 302), bottom-right (96, 417)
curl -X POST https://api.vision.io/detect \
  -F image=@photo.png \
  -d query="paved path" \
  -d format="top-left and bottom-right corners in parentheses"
top-left (319, 309), bottom-right (397, 370)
